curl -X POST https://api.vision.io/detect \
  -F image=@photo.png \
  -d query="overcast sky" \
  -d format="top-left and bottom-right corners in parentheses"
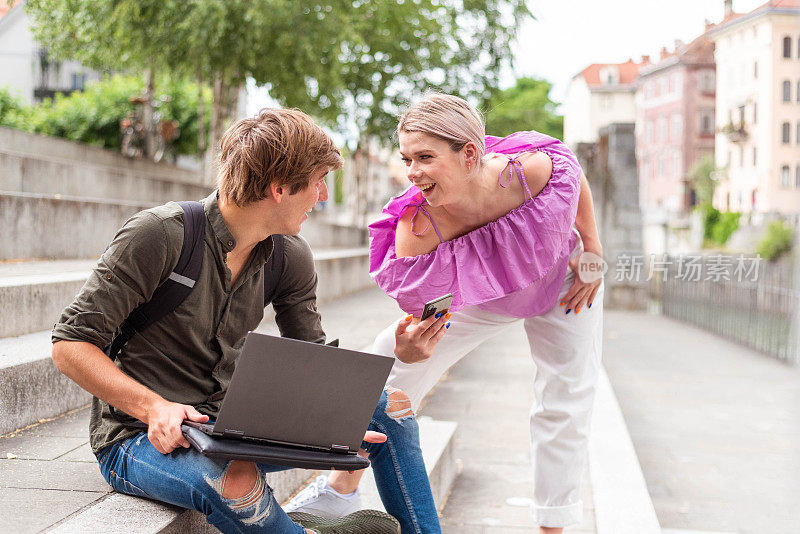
top-left (513, 0), bottom-right (766, 105)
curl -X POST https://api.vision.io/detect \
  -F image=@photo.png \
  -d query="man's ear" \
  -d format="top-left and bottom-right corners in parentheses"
top-left (270, 182), bottom-right (284, 203)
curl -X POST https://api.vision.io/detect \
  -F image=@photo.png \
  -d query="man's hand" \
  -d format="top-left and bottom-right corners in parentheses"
top-left (144, 399), bottom-right (209, 454)
top-left (363, 430), bottom-right (386, 443)
top-left (393, 312), bottom-right (449, 364)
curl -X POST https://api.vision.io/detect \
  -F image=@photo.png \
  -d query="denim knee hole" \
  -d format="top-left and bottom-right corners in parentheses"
top-left (385, 387), bottom-right (414, 420)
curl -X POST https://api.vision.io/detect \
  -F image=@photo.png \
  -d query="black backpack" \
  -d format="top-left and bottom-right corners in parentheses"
top-left (104, 201), bottom-right (285, 361)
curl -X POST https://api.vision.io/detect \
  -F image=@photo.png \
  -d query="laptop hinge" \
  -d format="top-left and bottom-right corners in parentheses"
top-left (223, 429), bottom-right (245, 439)
top-left (330, 444), bottom-right (350, 454)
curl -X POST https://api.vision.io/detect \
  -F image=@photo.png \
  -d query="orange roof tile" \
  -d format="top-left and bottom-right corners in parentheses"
top-left (579, 59), bottom-right (645, 87)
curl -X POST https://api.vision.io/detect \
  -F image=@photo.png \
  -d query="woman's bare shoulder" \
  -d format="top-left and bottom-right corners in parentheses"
top-left (395, 206), bottom-right (441, 258)
top-left (519, 151), bottom-right (553, 198)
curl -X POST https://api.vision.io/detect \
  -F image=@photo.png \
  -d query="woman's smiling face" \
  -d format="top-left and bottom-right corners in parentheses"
top-left (399, 131), bottom-right (466, 206)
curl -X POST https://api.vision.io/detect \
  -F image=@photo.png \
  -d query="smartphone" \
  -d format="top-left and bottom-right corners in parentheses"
top-left (420, 293), bottom-right (453, 321)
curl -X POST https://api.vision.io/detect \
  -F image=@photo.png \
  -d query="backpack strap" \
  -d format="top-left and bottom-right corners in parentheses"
top-left (263, 234), bottom-right (285, 306)
top-left (105, 201), bottom-right (206, 360)
top-left (106, 201), bottom-right (205, 429)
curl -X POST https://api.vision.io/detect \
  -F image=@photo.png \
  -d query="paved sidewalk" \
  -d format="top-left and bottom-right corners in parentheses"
top-left (603, 310), bottom-right (800, 534)
top-left (421, 324), bottom-right (596, 533)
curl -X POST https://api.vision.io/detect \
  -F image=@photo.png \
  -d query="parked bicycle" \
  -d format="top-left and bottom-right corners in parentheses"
top-left (120, 95), bottom-right (179, 162)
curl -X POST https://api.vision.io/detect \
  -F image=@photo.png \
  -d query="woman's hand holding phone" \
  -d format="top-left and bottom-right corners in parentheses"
top-left (393, 310), bottom-right (451, 364)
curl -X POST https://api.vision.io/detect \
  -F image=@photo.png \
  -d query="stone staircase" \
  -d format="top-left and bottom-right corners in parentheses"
top-left (0, 129), bottom-right (460, 533)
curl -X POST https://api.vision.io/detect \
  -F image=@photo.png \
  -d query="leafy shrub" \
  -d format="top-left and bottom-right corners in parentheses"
top-left (0, 88), bottom-right (29, 130)
top-left (756, 221), bottom-right (794, 261)
top-left (700, 203), bottom-right (720, 242)
top-left (0, 74), bottom-right (211, 155)
top-left (711, 211), bottom-right (741, 245)
top-left (699, 202), bottom-right (740, 246)
top-left (27, 75), bottom-right (143, 148)
top-left (156, 77), bottom-right (212, 156)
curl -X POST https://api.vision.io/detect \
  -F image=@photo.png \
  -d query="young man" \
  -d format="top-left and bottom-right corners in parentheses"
top-left (51, 109), bottom-right (448, 534)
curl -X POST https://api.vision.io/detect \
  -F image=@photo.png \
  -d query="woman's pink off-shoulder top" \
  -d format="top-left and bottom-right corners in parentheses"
top-left (368, 131), bottom-right (581, 318)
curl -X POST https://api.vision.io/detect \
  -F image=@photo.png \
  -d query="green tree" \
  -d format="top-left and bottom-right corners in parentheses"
top-left (483, 77), bottom-right (563, 139)
top-left (25, 1), bottom-right (529, 168)
top-left (688, 154), bottom-right (717, 206)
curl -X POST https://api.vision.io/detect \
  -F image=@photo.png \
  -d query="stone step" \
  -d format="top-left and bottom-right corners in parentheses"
top-left (0, 249), bottom-right (372, 434)
top-left (588, 367), bottom-right (661, 534)
top-left (0, 259), bottom-right (96, 339)
top-left (0, 126), bottom-right (208, 205)
top-left (0, 330), bottom-right (91, 436)
top-left (1, 191), bottom-right (366, 261)
top-left (359, 416), bottom-right (458, 512)
top-left (42, 417), bottom-right (458, 534)
top-left (0, 249), bottom-right (370, 339)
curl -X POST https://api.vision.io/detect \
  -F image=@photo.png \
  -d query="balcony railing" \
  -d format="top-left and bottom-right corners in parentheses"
top-left (720, 121), bottom-right (748, 143)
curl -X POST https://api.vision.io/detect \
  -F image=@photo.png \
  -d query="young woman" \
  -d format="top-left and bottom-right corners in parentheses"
top-left (287, 94), bottom-right (604, 533)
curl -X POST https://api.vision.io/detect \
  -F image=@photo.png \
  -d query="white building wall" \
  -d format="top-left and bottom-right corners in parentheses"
top-left (0, 8), bottom-right (101, 103)
top-left (769, 13), bottom-right (800, 215)
top-left (0, 7), bottom-right (35, 103)
top-left (590, 89), bottom-right (637, 135)
top-left (564, 75), bottom-right (637, 150)
top-left (563, 77), bottom-right (592, 149)
top-left (713, 11), bottom-right (800, 216)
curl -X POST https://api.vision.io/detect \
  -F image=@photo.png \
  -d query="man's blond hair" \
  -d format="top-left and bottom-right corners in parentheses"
top-left (217, 108), bottom-right (343, 205)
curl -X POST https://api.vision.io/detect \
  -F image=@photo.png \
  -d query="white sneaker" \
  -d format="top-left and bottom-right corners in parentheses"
top-left (284, 476), bottom-right (362, 519)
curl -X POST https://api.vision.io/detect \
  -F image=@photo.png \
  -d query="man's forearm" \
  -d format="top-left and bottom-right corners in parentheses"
top-left (52, 340), bottom-right (165, 423)
top-left (575, 172), bottom-right (602, 254)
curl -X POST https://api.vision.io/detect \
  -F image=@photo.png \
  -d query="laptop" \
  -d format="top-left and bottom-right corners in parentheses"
top-left (182, 332), bottom-right (395, 470)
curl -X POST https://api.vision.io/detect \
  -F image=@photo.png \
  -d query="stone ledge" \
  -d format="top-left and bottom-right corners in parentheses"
top-left (0, 330), bottom-right (90, 435)
top-left (0, 250), bottom-right (372, 433)
top-left (588, 366), bottom-right (661, 534)
top-left (2, 192), bottom-right (366, 260)
top-left (46, 418), bottom-right (458, 534)
top-left (0, 249), bottom-right (370, 339)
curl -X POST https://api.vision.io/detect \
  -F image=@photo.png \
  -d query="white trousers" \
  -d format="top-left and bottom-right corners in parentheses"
top-left (370, 269), bottom-right (604, 528)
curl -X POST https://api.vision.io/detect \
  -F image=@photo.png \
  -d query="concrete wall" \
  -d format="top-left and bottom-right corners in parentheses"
top-left (1, 191), bottom-right (366, 260)
top-left (1, 192), bottom-right (151, 260)
top-left (1, 127), bottom-right (368, 259)
top-left (577, 123), bottom-right (648, 310)
top-left (0, 127), bottom-right (209, 203)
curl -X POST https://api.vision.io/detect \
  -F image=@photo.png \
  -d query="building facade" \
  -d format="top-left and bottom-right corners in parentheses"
top-left (0, 2), bottom-right (101, 104)
top-left (563, 59), bottom-right (646, 149)
top-left (708, 0), bottom-right (800, 217)
top-left (635, 34), bottom-right (717, 217)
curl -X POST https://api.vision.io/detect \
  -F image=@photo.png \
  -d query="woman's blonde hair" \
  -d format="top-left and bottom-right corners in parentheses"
top-left (397, 93), bottom-right (486, 159)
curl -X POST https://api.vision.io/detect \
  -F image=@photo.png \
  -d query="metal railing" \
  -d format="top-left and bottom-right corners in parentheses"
top-left (660, 255), bottom-right (798, 364)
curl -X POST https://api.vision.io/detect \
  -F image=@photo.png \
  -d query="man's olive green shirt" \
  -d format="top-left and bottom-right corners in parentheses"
top-left (52, 191), bottom-right (325, 455)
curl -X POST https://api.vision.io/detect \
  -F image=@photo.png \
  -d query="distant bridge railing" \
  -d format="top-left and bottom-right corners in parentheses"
top-left (653, 254), bottom-right (798, 364)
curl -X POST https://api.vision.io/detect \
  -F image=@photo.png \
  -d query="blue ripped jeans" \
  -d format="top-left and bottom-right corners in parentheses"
top-left (97, 391), bottom-right (441, 534)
